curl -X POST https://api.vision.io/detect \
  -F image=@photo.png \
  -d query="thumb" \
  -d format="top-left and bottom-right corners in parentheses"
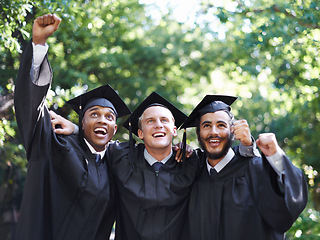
top-left (54, 128), bottom-right (64, 134)
top-left (49, 110), bottom-right (58, 119)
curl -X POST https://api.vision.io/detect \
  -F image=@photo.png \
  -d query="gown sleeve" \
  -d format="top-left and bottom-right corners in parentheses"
top-left (14, 40), bottom-right (52, 158)
top-left (248, 153), bottom-right (308, 233)
top-left (238, 136), bottom-right (261, 158)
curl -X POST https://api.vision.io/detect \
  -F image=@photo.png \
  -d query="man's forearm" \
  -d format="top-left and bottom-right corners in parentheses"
top-left (31, 43), bottom-right (51, 86)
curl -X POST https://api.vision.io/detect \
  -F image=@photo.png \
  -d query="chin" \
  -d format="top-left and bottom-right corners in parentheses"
top-left (154, 142), bottom-right (171, 149)
top-left (94, 140), bottom-right (108, 148)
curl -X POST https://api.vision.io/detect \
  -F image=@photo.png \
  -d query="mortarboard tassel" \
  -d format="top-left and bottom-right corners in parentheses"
top-left (181, 128), bottom-right (187, 162)
top-left (78, 96), bottom-right (86, 149)
top-left (128, 118), bottom-right (134, 162)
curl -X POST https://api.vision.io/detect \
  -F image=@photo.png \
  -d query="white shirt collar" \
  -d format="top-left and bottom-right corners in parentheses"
top-left (144, 148), bottom-right (173, 166)
top-left (84, 138), bottom-right (107, 159)
top-left (207, 148), bottom-right (235, 174)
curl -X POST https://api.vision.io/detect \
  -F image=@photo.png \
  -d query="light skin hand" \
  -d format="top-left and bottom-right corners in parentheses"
top-left (231, 119), bottom-right (252, 146)
top-left (49, 110), bottom-right (75, 135)
top-left (33, 14), bottom-right (61, 45)
top-left (256, 133), bottom-right (278, 156)
top-left (173, 142), bottom-right (194, 162)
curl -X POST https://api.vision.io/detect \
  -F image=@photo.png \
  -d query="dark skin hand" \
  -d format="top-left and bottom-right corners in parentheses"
top-left (173, 142), bottom-right (193, 162)
top-left (32, 14), bottom-right (61, 46)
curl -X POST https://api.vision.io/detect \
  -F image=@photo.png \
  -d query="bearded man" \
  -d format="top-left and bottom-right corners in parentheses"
top-left (181, 95), bottom-right (308, 240)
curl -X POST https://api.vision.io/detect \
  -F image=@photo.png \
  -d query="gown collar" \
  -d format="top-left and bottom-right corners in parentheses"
top-left (144, 148), bottom-right (173, 166)
top-left (206, 148), bottom-right (235, 174)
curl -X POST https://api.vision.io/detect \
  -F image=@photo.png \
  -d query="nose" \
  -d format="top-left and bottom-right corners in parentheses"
top-left (154, 118), bottom-right (163, 128)
top-left (210, 125), bottom-right (219, 135)
top-left (98, 115), bottom-right (108, 124)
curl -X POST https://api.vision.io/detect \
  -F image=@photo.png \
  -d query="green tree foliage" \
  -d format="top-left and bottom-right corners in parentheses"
top-left (1, 0), bottom-right (319, 238)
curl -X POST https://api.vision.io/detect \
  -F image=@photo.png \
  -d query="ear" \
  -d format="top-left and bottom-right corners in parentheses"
top-left (230, 130), bottom-right (235, 141)
top-left (228, 123), bottom-right (235, 140)
top-left (113, 124), bottom-right (118, 135)
top-left (137, 128), bottom-right (144, 140)
top-left (172, 126), bottom-right (178, 137)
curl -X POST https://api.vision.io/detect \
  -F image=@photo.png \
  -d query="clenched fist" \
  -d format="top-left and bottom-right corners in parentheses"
top-left (256, 133), bottom-right (279, 156)
top-left (33, 14), bottom-right (61, 45)
top-left (232, 119), bottom-right (252, 146)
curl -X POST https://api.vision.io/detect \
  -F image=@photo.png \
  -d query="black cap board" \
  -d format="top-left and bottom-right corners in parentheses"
top-left (123, 92), bottom-right (187, 136)
top-left (67, 84), bottom-right (131, 118)
top-left (180, 95), bottom-right (237, 129)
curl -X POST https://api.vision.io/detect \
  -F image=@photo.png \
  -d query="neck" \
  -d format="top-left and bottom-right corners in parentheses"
top-left (145, 146), bottom-right (172, 161)
top-left (84, 138), bottom-right (107, 153)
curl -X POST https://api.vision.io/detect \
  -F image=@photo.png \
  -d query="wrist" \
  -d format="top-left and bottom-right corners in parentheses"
top-left (32, 36), bottom-right (47, 46)
top-left (73, 124), bottom-right (79, 135)
top-left (32, 40), bottom-right (47, 46)
top-left (241, 139), bottom-right (253, 146)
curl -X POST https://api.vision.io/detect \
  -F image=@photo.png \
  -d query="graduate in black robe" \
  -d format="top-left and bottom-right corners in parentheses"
top-left (106, 92), bottom-right (200, 240)
top-left (14, 14), bottom-right (130, 240)
top-left (181, 95), bottom-right (308, 240)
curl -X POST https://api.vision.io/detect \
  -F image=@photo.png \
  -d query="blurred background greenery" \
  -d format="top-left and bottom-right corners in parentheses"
top-left (1, 0), bottom-right (319, 239)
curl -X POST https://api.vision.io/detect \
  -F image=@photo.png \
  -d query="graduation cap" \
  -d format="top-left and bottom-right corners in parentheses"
top-left (180, 95), bottom-right (237, 129)
top-left (123, 92), bottom-right (187, 136)
top-left (67, 84), bottom-right (131, 119)
top-left (123, 92), bottom-right (188, 161)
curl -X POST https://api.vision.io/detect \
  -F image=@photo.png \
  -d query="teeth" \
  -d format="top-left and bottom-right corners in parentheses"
top-left (94, 127), bottom-right (107, 134)
top-left (153, 133), bottom-right (165, 137)
top-left (210, 139), bottom-right (219, 143)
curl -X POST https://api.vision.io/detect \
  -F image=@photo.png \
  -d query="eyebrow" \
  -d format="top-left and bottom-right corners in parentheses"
top-left (88, 107), bottom-right (116, 116)
top-left (201, 120), bottom-right (212, 126)
top-left (144, 116), bottom-right (171, 121)
top-left (201, 120), bottom-right (228, 126)
top-left (144, 116), bottom-right (158, 121)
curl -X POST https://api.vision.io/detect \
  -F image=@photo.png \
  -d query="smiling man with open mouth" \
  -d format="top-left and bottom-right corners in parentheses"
top-left (106, 92), bottom-right (200, 240)
top-left (13, 13), bottom-right (131, 240)
top-left (181, 94), bottom-right (308, 240)
top-left (136, 103), bottom-right (177, 159)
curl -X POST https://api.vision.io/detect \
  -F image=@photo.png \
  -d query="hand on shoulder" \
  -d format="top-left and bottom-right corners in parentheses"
top-left (50, 110), bottom-right (76, 135)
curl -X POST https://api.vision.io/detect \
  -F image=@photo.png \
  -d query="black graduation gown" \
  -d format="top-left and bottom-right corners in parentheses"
top-left (188, 146), bottom-right (308, 240)
top-left (13, 41), bottom-right (116, 240)
top-left (107, 141), bottom-right (200, 240)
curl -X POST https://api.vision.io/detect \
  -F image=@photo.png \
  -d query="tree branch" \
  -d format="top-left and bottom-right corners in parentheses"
top-left (0, 92), bottom-right (14, 119)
